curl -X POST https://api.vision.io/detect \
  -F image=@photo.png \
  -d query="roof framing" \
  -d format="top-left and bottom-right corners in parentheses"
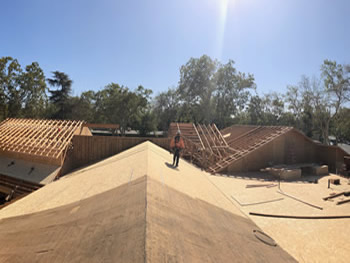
top-left (0, 118), bottom-right (84, 165)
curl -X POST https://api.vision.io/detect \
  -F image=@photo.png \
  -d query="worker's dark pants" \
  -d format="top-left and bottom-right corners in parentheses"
top-left (173, 149), bottom-right (180, 167)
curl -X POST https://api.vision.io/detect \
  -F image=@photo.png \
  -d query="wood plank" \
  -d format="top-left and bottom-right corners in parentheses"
top-left (193, 123), bottom-right (205, 149)
top-left (84, 123), bottom-right (119, 129)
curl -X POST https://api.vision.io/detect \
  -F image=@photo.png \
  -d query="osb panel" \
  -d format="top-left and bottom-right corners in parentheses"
top-left (73, 126), bottom-right (92, 136)
top-left (317, 145), bottom-right (346, 172)
top-left (208, 173), bottom-right (350, 263)
top-left (226, 131), bottom-right (319, 173)
top-left (146, 177), bottom-right (296, 262)
top-left (63, 136), bottom-right (171, 174)
top-left (284, 130), bottom-right (316, 164)
top-left (0, 143), bottom-right (296, 262)
top-left (0, 176), bottom-right (147, 263)
top-left (227, 135), bottom-right (286, 172)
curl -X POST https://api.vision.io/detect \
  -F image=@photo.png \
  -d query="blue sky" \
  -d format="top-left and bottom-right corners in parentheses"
top-left (1, 0), bottom-right (349, 96)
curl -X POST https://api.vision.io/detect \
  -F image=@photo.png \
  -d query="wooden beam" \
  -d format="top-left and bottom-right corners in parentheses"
top-left (30, 120), bottom-right (63, 155)
top-left (5, 119), bottom-right (45, 151)
top-left (213, 124), bottom-right (229, 147)
top-left (11, 119), bottom-right (52, 153)
top-left (192, 123), bottom-right (205, 149)
top-left (203, 125), bottom-right (222, 158)
top-left (0, 118), bottom-right (84, 164)
top-left (0, 119), bottom-right (35, 144)
top-left (84, 123), bottom-right (119, 129)
top-left (197, 125), bottom-right (212, 154)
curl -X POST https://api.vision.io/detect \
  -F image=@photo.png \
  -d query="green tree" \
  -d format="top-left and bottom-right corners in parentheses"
top-left (0, 57), bottom-right (23, 119)
top-left (47, 71), bottom-right (73, 119)
top-left (332, 107), bottom-right (350, 143)
top-left (21, 62), bottom-right (47, 118)
top-left (95, 83), bottom-right (153, 135)
top-left (243, 92), bottom-right (290, 126)
top-left (68, 91), bottom-right (97, 122)
top-left (245, 95), bottom-right (265, 125)
top-left (214, 60), bottom-right (255, 128)
top-left (311, 60), bottom-right (350, 144)
top-left (153, 88), bottom-right (180, 131)
top-left (178, 55), bottom-right (216, 123)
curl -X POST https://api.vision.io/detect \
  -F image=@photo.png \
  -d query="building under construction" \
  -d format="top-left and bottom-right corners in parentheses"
top-left (0, 118), bottom-right (349, 262)
top-left (168, 122), bottom-right (347, 176)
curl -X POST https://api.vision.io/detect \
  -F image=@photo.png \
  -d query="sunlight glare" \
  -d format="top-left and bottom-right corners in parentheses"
top-left (216, 0), bottom-right (231, 60)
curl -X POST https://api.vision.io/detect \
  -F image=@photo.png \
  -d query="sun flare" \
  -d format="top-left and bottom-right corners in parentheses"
top-left (216, 0), bottom-right (230, 59)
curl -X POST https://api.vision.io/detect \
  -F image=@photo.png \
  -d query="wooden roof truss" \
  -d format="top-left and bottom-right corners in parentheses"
top-left (169, 122), bottom-right (293, 174)
top-left (0, 118), bottom-right (84, 165)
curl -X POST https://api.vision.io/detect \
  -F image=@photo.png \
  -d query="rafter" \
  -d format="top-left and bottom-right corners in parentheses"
top-left (0, 118), bottom-right (85, 165)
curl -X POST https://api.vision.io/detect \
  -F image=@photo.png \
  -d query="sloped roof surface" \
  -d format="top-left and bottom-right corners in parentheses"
top-left (338, 143), bottom-right (350, 155)
top-left (0, 142), bottom-right (296, 263)
top-left (221, 125), bottom-right (292, 147)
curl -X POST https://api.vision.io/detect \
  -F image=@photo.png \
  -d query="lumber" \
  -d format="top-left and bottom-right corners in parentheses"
top-left (246, 183), bottom-right (277, 188)
top-left (337, 199), bottom-right (350, 205)
top-left (249, 212), bottom-right (350, 219)
top-left (192, 123), bottom-right (205, 149)
top-left (84, 123), bottom-right (119, 129)
top-left (0, 118), bottom-right (84, 163)
top-left (323, 192), bottom-right (347, 200)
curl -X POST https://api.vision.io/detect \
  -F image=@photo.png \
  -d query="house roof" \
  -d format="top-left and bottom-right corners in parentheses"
top-left (0, 142), bottom-right (296, 262)
top-left (338, 143), bottom-right (350, 155)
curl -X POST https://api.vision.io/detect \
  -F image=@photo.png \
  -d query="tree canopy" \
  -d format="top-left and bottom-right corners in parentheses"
top-left (0, 55), bottom-right (349, 143)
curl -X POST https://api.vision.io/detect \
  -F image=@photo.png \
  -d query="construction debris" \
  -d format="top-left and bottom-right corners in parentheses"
top-left (249, 212), bottom-right (350, 220)
top-left (267, 164), bottom-right (329, 180)
top-left (337, 199), bottom-right (350, 205)
top-left (313, 165), bottom-right (328, 175)
top-left (246, 183), bottom-right (277, 188)
top-left (329, 178), bottom-right (340, 185)
top-left (268, 167), bottom-right (301, 180)
top-left (323, 191), bottom-right (350, 201)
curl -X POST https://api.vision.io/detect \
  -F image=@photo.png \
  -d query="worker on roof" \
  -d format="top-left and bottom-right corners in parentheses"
top-left (170, 130), bottom-right (185, 168)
